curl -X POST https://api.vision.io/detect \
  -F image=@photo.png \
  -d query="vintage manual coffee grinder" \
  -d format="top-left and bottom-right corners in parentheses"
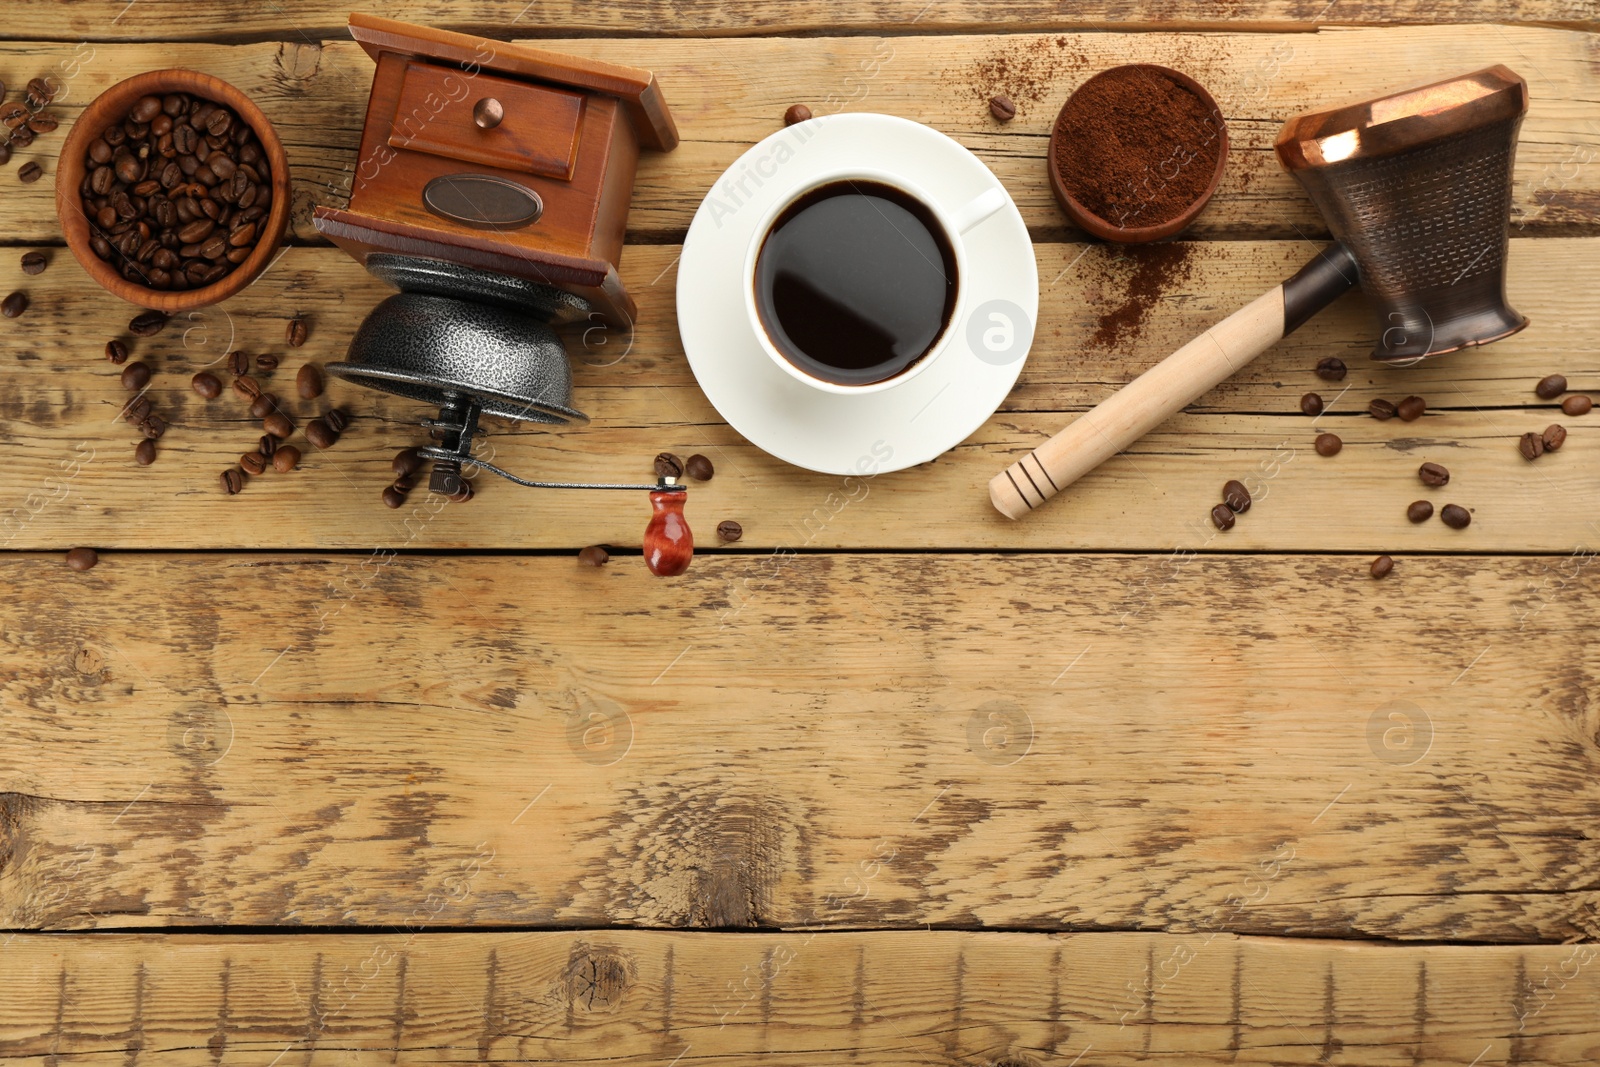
top-left (313, 15), bottom-right (691, 574)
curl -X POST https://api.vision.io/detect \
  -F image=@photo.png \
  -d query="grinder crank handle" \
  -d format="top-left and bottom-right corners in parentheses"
top-left (989, 243), bottom-right (1358, 520)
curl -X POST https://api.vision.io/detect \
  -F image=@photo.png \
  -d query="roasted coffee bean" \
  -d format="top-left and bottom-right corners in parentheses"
top-left (263, 411), bottom-right (294, 439)
top-left (105, 339), bottom-right (130, 364)
top-left (134, 438), bottom-right (156, 466)
top-left (1368, 398), bottom-right (1397, 420)
top-left (122, 395), bottom-right (151, 423)
top-left (248, 392), bottom-right (277, 418)
top-left (1315, 357), bottom-right (1347, 381)
top-left (139, 414), bottom-right (166, 440)
top-left (1300, 392), bottom-right (1323, 416)
top-left (1314, 432), bottom-right (1342, 457)
top-left (1222, 479), bottom-right (1251, 514)
top-left (1210, 503), bottom-right (1236, 531)
top-left (1, 291), bottom-right (27, 317)
top-left (191, 370), bottom-right (221, 398)
top-left (27, 77), bottom-right (57, 108)
top-left (20, 251), bottom-right (46, 275)
top-left (685, 453), bottom-right (714, 480)
top-left (0, 143), bottom-right (10, 166)
top-left (1418, 461), bottom-right (1450, 486)
top-left (324, 408), bottom-right (349, 433)
top-left (1370, 555), bottom-right (1394, 579)
top-left (128, 309), bottom-right (168, 336)
top-left (18, 161), bottom-right (43, 183)
top-left (382, 485), bottom-right (406, 509)
top-left (717, 519), bottom-right (743, 542)
top-left (304, 418), bottom-right (337, 449)
top-left (27, 114), bottom-right (58, 134)
top-left (7, 124), bottom-right (29, 148)
top-left (66, 547), bottom-right (99, 571)
top-left (1542, 423), bottom-right (1567, 451)
top-left (120, 361), bottom-right (151, 391)
top-left (272, 444), bottom-right (300, 472)
top-left (1561, 394), bottom-right (1591, 416)
top-left (392, 448), bottom-right (423, 478)
top-left (226, 349), bottom-right (249, 375)
top-left (286, 317), bottom-right (308, 347)
top-left (392, 476), bottom-right (415, 493)
top-left (221, 467), bottom-right (245, 495)
top-left (239, 452), bottom-right (266, 476)
top-left (1406, 500), bottom-right (1434, 523)
top-left (654, 451), bottom-right (685, 478)
top-left (296, 363), bottom-right (323, 399)
top-left (1, 102), bottom-right (28, 129)
top-left (577, 545), bottom-right (609, 566)
top-left (783, 103), bottom-right (812, 126)
top-left (989, 94), bottom-right (1017, 121)
top-left (256, 434), bottom-right (277, 457)
top-left (1535, 374), bottom-right (1567, 399)
top-left (1396, 395), bottom-right (1426, 421)
top-left (232, 374), bottom-right (261, 400)
top-left (256, 352), bottom-right (279, 372)
top-left (129, 95), bottom-right (163, 123)
top-left (1440, 503), bottom-right (1471, 529)
top-left (1519, 431), bottom-right (1545, 461)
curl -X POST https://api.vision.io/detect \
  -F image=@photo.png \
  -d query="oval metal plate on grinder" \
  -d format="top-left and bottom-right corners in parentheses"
top-left (422, 173), bottom-right (544, 229)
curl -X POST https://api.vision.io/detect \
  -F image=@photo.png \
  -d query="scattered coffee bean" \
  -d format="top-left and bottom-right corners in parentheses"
top-left (256, 352), bottom-right (279, 372)
top-left (227, 350), bottom-right (250, 376)
top-left (1314, 357), bottom-right (1347, 382)
top-left (1368, 398), bottom-right (1397, 420)
top-left (1370, 555), bottom-right (1394, 579)
top-left (18, 161), bottom-right (42, 183)
top-left (120, 361), bottom-right (151, 390)
top-left (685, 453), bottom-right (714, 480)
top-left (1222, 479), bottom-right (1251, 514)
top-left (240, 452), bottom-right (266, 475)
top-left (263, 411), bottom-right (294, 438)
top-left (27, 114), bottom-right (57, 134)
top-left (286, 317), bottom-right (308, 347)
top-left (220, 468), bottom-right (245, 495)
top-left (1210, 503), bottom-right (1236, 531)
top-left (578, 545), bottom-right (609, 566)
top-left (381, 485), bottom-right (406, 509)
top-left (272, 445), bottom-right (300, 472)
top-left (1418, 462), bottom-right (1450, 487)
top-left (134, 438), bottom-right (156, 466)
top-left (191, 371), bottom-right (221, 398)
top-left (1396, 395), bottom-right (1426, 421)
top-left (65, 547), bottom-right (99, 571)
top-left (1534, 374), bottom-right (1567, 400)
top-left (128, 310), bottom-right (168, 337)
top-left (783, 104), bottom-right (812, 126)
top-left (1561, 394), bottom-right (1591, 416)
top-left (1406, 500), bottom-right (1434, 523)
top-left (0, 143), bottom-right (8, 166)
top-left (989, 94), bottom-right (1017, 122)
top-left (392, 448), bottom-right (423, 478)
top-left (305, 418), bottom-right (337, 449)
top-left (1314, 432), bottom-right (1342, 457)
top-left (139, 414), bottom-right (166, 440)
top-left (257, 433), bottom-right (277, 456)
top-left (324, 408), bottom-right (349, 433)
top-left (248, 392), bottom-right (277, 418)
top-left (105, 339), bottom-right (129, 364)
top-left (26, 77), bottom-right (56, 109)
top-left (296, 363), bottom-right (323, 399)
top-left (122, 395), bottom-right (151, 424)
top-left (2, 291), bottom-right (28, 317)
top-left (20, 251), bottom-right (46, 275)
top-left (1440, 503), bottom-right (1471, 529)
top-left (716, 519), bottom-right (743, 542)
top-left (232, 374), bottom-right (261, 399)
top-left (1300, 392), bottom-right (1323, 417)
top-left (1518, 431), bottom-right (1545, 461)
top-left (393, 475), bottom-right (414, 493)
top-left (654, 451), bottom-right (685, 478)
top-left (1542, 423), bottom-right (1567, 452)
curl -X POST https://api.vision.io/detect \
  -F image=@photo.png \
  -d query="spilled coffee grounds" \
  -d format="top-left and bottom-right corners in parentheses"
top-left (1052, 66), bottom-right (1223, 230)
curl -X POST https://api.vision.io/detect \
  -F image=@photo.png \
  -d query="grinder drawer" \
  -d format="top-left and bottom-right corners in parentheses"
top-left (387, 60), bottom-right (585, 181)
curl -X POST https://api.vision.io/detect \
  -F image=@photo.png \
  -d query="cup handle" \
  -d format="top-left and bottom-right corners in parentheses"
top-left (951, 185), bottom-right (1008, 235)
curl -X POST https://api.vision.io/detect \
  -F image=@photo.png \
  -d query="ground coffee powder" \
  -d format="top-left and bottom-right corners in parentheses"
top-left (1052, 66), bottom-right (1223, 230)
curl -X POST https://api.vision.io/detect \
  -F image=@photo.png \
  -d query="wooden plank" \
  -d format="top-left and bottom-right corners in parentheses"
top-left (2, 553), bottom-right (1596, 940)
top-left (3, 0), bottom-right (1594, 43)
top-left (2, 239), bottom-right (1597, 551)
top-left (2, 931), bottom-right (1598, 1066)
top-left (2, 28), bottom-right (1597, 245)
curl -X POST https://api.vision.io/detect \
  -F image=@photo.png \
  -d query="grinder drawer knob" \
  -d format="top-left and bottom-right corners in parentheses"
top-left (473, 97), bottom-right (505, 129)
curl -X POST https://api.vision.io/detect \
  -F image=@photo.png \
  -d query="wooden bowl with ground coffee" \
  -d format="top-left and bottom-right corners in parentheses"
top-left (1048, 64), bottom-right (1228, 243)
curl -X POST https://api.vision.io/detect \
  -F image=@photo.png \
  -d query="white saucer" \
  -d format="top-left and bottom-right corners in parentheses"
top-left (677, 113), bottom-right (1038, 475)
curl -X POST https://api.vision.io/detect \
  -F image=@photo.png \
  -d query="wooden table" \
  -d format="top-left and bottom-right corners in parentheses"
top-left (2, 3), bottom-right (1598, 1064)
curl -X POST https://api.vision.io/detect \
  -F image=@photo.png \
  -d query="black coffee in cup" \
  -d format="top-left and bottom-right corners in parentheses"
top-left (754, 179), bottom-right (957, 386)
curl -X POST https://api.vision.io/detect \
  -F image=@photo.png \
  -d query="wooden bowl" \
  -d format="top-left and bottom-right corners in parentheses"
top-left (1047, 64), bottom-right (1229, 244)
top-left (55, 68), bottom-right (292, 311)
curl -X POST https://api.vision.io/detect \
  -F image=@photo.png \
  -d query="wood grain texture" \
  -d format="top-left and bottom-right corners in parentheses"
top-left (2, 553), bottom-right (1596, 939)
top-left (3, 28), bottom-right (1598, 245)
top-left (2, 931), bottom-right (1599, 1066)
top-left (2, 240), bottom-right (1597, 550)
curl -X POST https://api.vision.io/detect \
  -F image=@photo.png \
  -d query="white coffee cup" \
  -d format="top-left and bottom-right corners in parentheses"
top-left (742, 167), bottom-right (1008, 396)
